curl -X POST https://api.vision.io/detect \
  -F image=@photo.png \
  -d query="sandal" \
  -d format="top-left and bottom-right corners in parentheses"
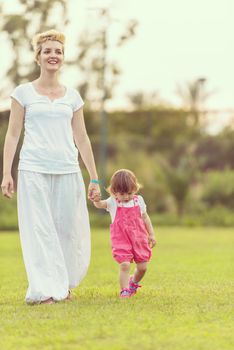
top-left (66, 289), bottom-right (72, 301)
top-left (40, 297), bottom-right (55, 305)
top-left (119, 288), bottom-right (132, 298)
top-left (129, 276), bottom-right (142, 295)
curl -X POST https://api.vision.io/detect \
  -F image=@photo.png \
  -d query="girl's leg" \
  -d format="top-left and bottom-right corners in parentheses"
top-left (129, 262), bottom-right (148, 295)
top-left (119, 262), bottom-right (131, 289)
top-left (133, 262), bottom-right (148, 283)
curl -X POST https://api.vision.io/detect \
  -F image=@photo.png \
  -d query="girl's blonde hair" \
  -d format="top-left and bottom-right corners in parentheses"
top-left (107, 169), bottom-right (142, 195)
top-left (32, 29), bottom-right (65, 62)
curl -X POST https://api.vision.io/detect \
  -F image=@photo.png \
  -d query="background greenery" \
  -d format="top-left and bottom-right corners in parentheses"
top-left (1, 107), bottom-right (234, 228)
top-left (1, 0), bottom-right (234, 228)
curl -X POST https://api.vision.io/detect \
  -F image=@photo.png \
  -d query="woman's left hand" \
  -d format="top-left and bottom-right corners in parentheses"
top-left (88, 183), bottom-right (101, 202)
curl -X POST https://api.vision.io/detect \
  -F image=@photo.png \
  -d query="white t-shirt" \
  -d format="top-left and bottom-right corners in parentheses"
top-left (106, 195), bottom-right (147, 223)
top-left (11, 82), bottom-right (84, 174)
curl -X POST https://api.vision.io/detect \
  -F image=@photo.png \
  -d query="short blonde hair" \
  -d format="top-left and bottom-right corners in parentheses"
top-left (32, 29), bottom-right (65, 62)
top-left (107, 169), bottom-right (142, 195)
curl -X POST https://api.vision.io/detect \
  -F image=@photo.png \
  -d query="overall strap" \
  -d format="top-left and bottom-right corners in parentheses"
top-left (133, 195), bottom-right (139, 206)
top-left (116, 198), bottom-right (124, 207)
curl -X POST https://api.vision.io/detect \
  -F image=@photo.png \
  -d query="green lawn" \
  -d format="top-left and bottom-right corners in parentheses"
top-left (0, 227), bottom-right (233, 350)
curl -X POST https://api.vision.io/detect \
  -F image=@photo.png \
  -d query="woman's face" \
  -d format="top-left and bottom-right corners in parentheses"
top-left (38, 40), bottom-right (64, 72)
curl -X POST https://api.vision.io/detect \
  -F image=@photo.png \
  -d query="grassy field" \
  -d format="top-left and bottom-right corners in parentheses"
top-left (0, 227), bottom-right (233, 350)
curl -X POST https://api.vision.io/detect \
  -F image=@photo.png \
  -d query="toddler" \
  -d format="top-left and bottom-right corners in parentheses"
top-left (93, 169), bottom-right (156, 298)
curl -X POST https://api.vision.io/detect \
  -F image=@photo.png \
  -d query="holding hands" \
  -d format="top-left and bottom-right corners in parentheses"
top-left (88, 180), bottom-right (101, 202)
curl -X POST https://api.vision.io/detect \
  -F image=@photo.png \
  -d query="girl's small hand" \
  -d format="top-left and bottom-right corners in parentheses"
top-left (1, 175), bottom-right (14, 199)
top-left (148, 234), bottom-right (156, 248)
top-left (88, 183), bottom-right (101, 202)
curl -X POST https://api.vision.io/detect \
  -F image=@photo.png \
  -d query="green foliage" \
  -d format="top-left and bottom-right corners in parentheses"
top-left (151, 206), bottom-right (234, 227)
top-left (202, 170), bottom-right (234, 209)
top-left (161, 156), bottom-right (197, 217)
top-left (1, 101), bottom-right (234, 226)
top-left (200, 205), bottom-right (234, 226)
top-left (1, 2), bottom-right (233, 229)
top-left (195, 130), bottom-right (234, 170)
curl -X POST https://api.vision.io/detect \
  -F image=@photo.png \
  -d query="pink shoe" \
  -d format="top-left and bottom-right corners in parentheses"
top-left (129, 276), bottom-right (141, 295)
top-left (119, 288), bottom-right (132, 298)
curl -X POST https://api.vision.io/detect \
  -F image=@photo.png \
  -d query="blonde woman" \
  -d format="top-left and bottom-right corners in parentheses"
top-left (1, 30), bottom-right (100, 304)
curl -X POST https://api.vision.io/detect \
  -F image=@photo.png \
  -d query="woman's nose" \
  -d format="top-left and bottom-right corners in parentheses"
top-left (50, 52), bottom-right (59, 58)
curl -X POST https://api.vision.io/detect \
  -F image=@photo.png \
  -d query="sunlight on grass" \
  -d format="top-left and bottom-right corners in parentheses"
top-left (0, 228), bottom-right (233, 350)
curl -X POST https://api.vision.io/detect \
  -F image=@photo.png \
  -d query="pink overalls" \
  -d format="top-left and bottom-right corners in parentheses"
top-left (110, 196), bottom-right (152, 264)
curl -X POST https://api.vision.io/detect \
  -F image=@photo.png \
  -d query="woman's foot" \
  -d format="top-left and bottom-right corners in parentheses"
top-left (40, 297), bottom-right (55, 305)
top-left (66, 290), bottom-right (72, 301)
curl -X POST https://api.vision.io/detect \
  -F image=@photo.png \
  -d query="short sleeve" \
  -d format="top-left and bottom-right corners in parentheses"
top-left (72, 89), bottom-right (84, 112)
top-left (106, 196), bottom-right (116, 213)
top-left (106, 196), bottom-right (118, 222)
top-left (138, 195), bottom-right (147, 214)
top-left (10, 85), bottom-right (26, 107)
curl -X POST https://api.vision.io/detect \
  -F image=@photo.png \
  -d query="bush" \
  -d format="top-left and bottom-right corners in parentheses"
top-left (202, 170), bottom-right (234, 209)
top-left (149, 207), bottom-right (234, 227)
top-left (200, 205), bottom-right (234, 226)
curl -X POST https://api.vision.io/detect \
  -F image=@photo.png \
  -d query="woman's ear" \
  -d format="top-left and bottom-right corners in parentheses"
top-left (35, 57), bottom-right (40, 66)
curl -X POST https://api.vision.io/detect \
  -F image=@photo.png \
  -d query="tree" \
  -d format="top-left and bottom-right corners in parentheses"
top-left (161, 157), bottom-right (196, 217)
top-left (202, 170), bottom-right (234, 209)
top-left (127, 91), bottom-right (160, 109)
top-left (195, 129), bottom-right (234, 170)
top-left (176, 78), bottom-right (212, 126)
top-left (0, 0), bottom-right (68, 96)
top-left (69, 9), bottom-right (138, 107)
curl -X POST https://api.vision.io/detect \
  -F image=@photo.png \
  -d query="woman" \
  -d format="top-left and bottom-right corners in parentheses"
top-left (1, 30), bottom-right (100, 304)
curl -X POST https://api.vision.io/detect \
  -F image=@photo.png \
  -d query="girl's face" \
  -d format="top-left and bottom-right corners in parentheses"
top-left (38, 40), bottom-right (64, 72)
top-left (115, 192), bottom-right (135, 202)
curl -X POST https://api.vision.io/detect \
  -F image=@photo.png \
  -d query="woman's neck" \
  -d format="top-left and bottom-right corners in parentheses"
top-left (35, 71), bottom-right (60, 88)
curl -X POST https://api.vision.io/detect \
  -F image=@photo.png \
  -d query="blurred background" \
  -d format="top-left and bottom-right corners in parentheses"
top-left (0, 0), bottom-right (234, 229)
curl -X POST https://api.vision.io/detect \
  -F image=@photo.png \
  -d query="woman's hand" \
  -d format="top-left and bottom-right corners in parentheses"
top-left (88, 183), bottom-right (101, 202)
top-left (1, 174), bottom-right (14, 199)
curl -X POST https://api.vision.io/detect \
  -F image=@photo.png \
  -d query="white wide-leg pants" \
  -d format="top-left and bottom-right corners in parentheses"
top-left (17, 170), bottom-right (91, 303)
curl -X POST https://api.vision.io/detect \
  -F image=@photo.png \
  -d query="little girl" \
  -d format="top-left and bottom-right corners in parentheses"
top-left (93, 169), bottom-right (156, 298)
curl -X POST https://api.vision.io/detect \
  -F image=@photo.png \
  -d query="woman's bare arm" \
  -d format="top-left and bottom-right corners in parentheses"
top-left (1, 98), bottom-right (24, 198)
top-left (72, 107), bottom-right (100, 201)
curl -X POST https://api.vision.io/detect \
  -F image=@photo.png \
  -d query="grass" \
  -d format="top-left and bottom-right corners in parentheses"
top-left (0, 227), bottom-right (233, 350)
